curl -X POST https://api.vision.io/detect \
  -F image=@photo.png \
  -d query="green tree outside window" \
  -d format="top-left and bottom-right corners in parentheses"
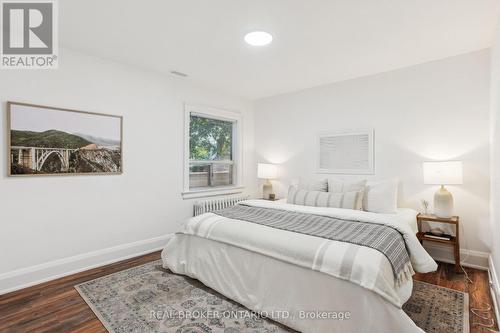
top-left (189, 115), bottom-right (233, 161)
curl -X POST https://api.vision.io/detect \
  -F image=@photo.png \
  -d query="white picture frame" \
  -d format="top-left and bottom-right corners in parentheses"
top-left (316, 129), bottom-right (374, 174)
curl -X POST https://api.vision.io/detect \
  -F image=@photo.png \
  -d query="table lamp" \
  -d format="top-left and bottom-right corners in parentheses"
top-left (423, 161), bottom-right (463, 218)
top-left (258, 163), bottom-right (278, 199)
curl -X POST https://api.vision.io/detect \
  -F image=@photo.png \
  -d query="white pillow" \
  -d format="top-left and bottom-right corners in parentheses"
top-left (298, 178), bottom-right (328, 192)
top-left (328, 179), bottom-right (367, 210)
top-left (328, 179), bottom-right (367, 192)
top-left (287, 186), bottom-right (363, 209)
top-left (362, 179), bottom-right (399, 214)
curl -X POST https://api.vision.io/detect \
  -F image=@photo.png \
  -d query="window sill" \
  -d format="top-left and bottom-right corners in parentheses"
top-left (182, 186), bottom-right (245, 200)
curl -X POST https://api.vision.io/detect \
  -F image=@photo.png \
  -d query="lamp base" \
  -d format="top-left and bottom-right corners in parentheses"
top-left (434, 185), bottom-right (454, 218)
top-left (262, 180), bottom-right (274, 200)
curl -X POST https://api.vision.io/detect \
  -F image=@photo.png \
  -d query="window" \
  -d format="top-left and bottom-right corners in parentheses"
top-left (183, 104), bottom-right (243, 198)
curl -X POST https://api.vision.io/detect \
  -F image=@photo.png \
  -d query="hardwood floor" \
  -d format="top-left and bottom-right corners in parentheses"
top-left (0, 252), bottom-right (161, 333)
top-left (0, 253), bottom-right (497, 333)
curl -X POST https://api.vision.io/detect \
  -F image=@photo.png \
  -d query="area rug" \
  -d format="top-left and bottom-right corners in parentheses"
top-left (403, 280), bottom-right (469, 333)
top-left (75, 260), bottom-right (469, 333)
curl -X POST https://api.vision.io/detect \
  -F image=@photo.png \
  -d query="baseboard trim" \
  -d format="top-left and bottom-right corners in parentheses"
top-left (0, 234), bottom-right (173, 296)
top-left (488, 255), bottom-right (500, 326)
top-left (423, 242), bottom-right (490, 270)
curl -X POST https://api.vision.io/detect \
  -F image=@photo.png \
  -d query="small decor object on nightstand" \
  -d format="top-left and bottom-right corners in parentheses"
top-left (421, 199), bottom-right (430, 215)
top-left (257, 163), bottom-right (278, 199)
top-left (417, 214), bottom-right (461, 273)
top-left (423, 161), bottom-right (463, 218)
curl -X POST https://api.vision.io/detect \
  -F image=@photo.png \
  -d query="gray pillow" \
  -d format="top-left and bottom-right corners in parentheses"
top-left (287, 186), bottom-right (363, 210)
top-left (328, 179), bottom-right (367, 210)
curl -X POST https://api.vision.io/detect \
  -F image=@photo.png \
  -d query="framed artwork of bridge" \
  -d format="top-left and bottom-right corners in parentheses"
top-left (7, 102), bottom-right (123, 176)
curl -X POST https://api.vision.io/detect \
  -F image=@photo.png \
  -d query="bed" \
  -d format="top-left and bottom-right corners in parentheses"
top-left (162, 199), bottom-right (437, 333)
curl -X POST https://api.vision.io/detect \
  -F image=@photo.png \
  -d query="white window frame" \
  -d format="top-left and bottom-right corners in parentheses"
top-left (182, 103), bottom-right (244, 199)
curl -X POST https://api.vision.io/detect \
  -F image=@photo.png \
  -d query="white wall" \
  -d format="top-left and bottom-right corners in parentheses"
top-left (254, 50), bottom-right (491, 258)
top-left (0, 48), bottom-right (256, 293)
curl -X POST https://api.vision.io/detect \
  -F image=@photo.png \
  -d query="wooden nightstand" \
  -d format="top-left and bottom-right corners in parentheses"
top-left (416, 214), bottom-right (461, 273)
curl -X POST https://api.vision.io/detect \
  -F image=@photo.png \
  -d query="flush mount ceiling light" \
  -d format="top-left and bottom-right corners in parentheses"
top-left (244, 31), bottom-right (273, 46)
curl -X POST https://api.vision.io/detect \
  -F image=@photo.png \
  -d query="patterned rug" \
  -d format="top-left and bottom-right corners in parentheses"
top-left (403, 280), bottom-right (469, 333)
top-left (75, 260), bottom-right (469, 333)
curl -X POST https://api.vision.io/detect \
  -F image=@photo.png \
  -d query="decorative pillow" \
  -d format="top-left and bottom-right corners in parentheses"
top-left (327, 179), bottom-right (367, 210)
top-left (287, 186), bottom-right (363, 209)
top-left (328, 179), bottom-right (366, 192)
top-left (362, 179), bottom-right (399, 214)
top-left (298, 178), bottom-right (328, 192)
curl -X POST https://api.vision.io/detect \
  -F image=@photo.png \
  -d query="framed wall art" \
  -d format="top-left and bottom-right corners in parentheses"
top-left (317, 129), bottom-right (374, 174)
top-left (7, 102), bottom-right (123, 176)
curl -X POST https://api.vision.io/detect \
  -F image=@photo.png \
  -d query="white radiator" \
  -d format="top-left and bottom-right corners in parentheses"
top-left (193, 195), bottom-right (249, 216)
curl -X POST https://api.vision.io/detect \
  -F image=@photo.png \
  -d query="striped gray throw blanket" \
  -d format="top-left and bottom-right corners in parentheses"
top-left (215, 204), bottom-right (411, 284)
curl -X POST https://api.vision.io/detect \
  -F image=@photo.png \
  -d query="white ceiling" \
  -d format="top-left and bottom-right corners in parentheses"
top-left (60, 0), bottom-right (500, 100)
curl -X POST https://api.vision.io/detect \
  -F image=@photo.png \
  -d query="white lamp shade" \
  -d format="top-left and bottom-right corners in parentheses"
top-left (258, 163), bottom-right (278, 179)
top-left (423, 161), bottom-right (463, 185)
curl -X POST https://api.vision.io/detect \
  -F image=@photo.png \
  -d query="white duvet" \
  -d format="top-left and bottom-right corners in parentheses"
top-left (163, 200), bottom-right (437, 333)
